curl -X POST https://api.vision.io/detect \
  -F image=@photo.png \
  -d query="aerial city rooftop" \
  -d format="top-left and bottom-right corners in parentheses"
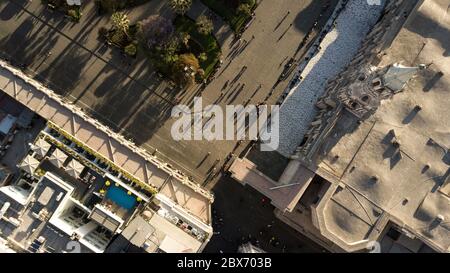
top-left (0, 0), bottom-right (448, 254)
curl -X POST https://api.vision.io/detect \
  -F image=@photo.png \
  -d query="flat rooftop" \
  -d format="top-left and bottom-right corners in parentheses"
top-left (315, 0), bottom-right (450, 252)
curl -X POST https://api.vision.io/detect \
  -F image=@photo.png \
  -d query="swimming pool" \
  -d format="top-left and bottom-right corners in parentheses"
top-left (105, 185), bottom-right (137, 210)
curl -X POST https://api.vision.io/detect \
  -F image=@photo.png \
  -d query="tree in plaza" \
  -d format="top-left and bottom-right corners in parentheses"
top-left (168, 0), bottom-right (193, 15)
top-left (196, 15), bottom-right (214, 35)
top-left (237, 3), bottom-right (252, 17)
top-left (198, 52), bottom-right (208, 62)
top-left (172, 53), bottom-right (200, 86)
top-left (99, 0), bottom-right (120, 12)
top-left (111, 12), bottom-right (130, 36)
top-left (244, 0), bottom-right (256, 6)
top-left (139, 15), bottom-right (175, 49)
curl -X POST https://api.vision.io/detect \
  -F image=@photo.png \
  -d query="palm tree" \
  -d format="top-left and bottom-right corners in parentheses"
top-left (196, 15), bottom-right (213, 35)
top-left (111, 12), bottom-right (130, 36)
top-left (169, 0), bottom-right (192, 15)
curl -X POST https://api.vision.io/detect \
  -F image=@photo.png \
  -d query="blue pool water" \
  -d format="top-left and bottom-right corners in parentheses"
top-left (105, 185), bottom-right (137, 210)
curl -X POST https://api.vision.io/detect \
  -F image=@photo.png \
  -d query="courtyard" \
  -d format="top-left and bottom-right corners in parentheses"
top-left (204, 175), bottom-right (326, 253)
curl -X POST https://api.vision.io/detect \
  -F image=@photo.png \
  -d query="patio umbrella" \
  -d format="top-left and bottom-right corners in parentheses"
top-left (65, 159), bottom-right (85, 179)
top-left (32, 138), bottom-right (51, 158)
top-left (18, 155), bottom-right (40, 174)
top-left (49, 149), bottom-right (68, 168)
